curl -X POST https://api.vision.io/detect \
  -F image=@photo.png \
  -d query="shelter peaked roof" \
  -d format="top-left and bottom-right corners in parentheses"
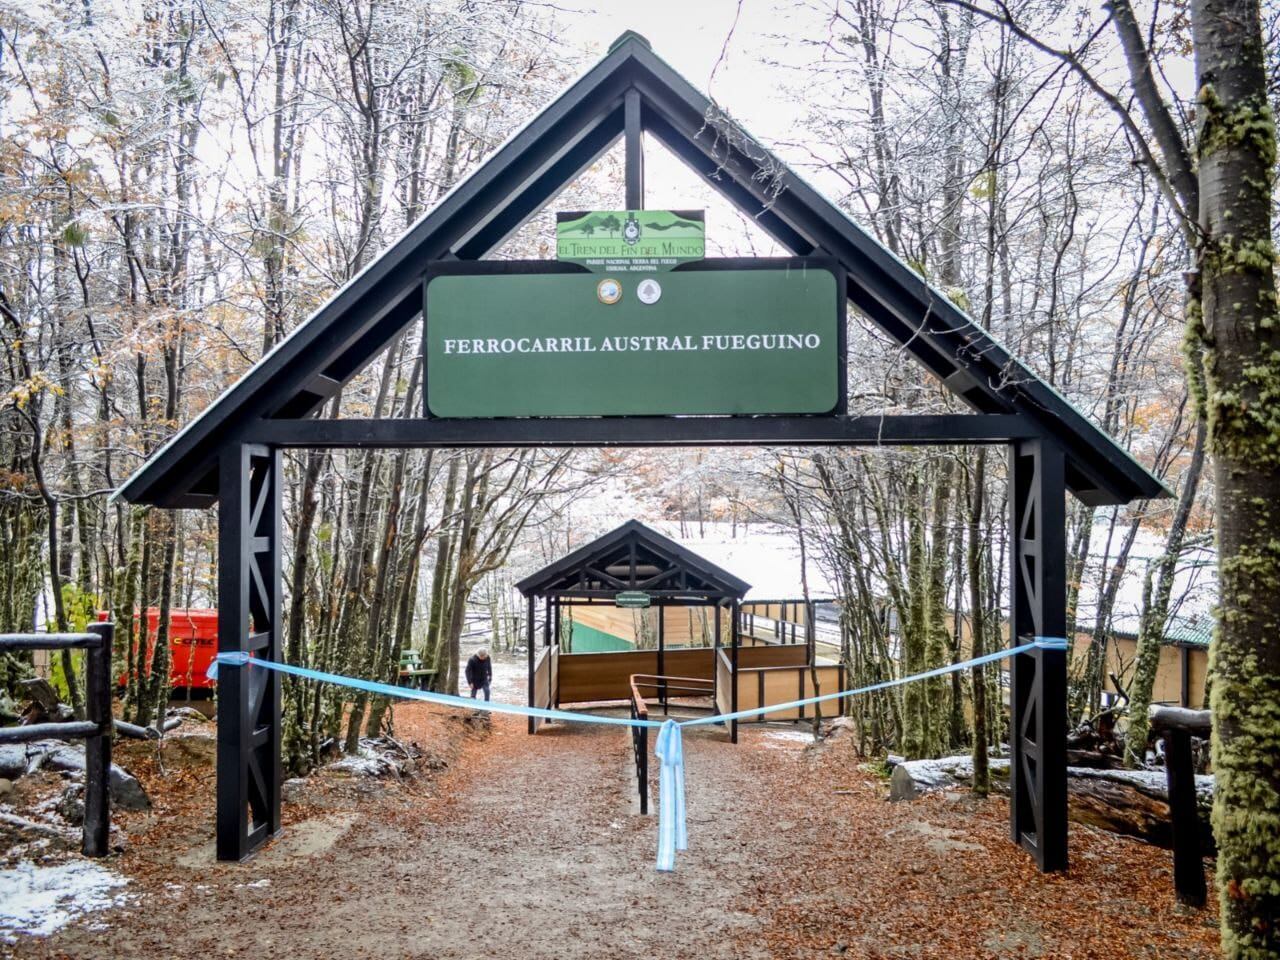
top-left (116, 31), bottom-right (1165, 509)
top-left (516, 520), bottom-right (751, 599)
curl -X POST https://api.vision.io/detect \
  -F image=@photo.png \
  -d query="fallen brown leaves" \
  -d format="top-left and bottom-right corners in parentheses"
top-left (726, 739), bottom-right (1219, 960)
top-left (10, 708), bottom-right (1222, 960)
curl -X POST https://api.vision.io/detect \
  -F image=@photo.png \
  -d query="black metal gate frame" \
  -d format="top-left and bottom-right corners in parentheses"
top-left (113, 34), bottom-right (1169, 875)
top-left (215, 428), bottom-right (1069, 872)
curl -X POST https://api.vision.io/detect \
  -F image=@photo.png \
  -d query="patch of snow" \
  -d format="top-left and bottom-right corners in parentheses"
top-left (1070, 766), bottom-right (1215, 803)
top-left (0, 860), bottom-right (131, 943)
top-left (326, 751), bottom-right (393, 778)
top-left (642, 521), bottom-right (833, 599)
top-left (759, 727), bottom-right (818, 749)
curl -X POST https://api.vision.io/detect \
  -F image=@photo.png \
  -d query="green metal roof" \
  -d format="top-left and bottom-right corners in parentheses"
top-left (1113, 613), bottom-right (1213, 647)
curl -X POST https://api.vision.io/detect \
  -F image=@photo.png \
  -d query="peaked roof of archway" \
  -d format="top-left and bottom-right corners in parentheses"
top-left (516, 519), bottom-right (750, 600)
top-left (116, 31), bottom-right (1165, 509)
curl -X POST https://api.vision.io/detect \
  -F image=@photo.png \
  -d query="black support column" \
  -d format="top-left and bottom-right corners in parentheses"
top-left (216, 444), bottom-right (283, 861)
top-left (1008, 438), bottom-right (1068, 873)
top-left (526, 595), bottom-right (536, 735)
top-left (624, 87), bottom-right (644, 210)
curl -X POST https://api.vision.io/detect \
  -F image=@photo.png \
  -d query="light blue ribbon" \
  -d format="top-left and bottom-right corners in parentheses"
top-left (209, 636), bottom-right (1066, 872)
top-left (653, 719), bottom-right (686, 871)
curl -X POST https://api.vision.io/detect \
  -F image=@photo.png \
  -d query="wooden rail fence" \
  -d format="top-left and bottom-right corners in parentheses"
top-left (0, 622), bottom-right (114, 856)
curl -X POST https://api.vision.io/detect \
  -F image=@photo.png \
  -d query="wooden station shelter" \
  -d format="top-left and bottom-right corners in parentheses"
top-left (517, 520), bottom-right (844, 741)
top-left (115, 31), bottom-right (1165, 871)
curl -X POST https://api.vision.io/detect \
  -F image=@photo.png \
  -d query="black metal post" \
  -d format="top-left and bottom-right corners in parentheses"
top-left (624, 87), bottom-right (644, 210)
top-left (82, 621), bottom-right (113, 857)
top-left (1009, 438), bottom-right (1068, 873)
top-left (728, 601), bottom-right (738, 744)
top-left (630, 695), bottom-right (649, 815)
top-left (216, 444), bottom-right (282, 861)
top-left (657, 604), bottom-right (666, 712)
top-left (1163, 728), bottom-right (1207, 907)
top-left (526, 594), bottom-right (536, 735)
top-left (711, 602), bottom-right (720, 710)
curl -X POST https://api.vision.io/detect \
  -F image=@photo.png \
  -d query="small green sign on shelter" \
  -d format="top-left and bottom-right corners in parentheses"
top-left (615, 591), bottom-right (651, 609)
top-left (556, 210), bottom-right (704, 273)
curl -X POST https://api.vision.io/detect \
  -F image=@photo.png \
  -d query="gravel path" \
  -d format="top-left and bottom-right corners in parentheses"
top-left (15, 711), bottom-right (779, 959)
top-left (13, 704), bottom-right (1220, 959)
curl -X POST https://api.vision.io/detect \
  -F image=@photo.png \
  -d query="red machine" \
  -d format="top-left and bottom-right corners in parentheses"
top-left (101, 608), bottom-right (219, 694)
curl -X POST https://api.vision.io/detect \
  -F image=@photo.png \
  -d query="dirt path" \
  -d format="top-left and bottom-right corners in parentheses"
top-left (15, 708), bottom-right (1219, 960)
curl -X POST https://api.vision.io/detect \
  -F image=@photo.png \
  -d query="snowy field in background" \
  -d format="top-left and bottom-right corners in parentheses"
top-left (491, 472), bottom-right (1215, 665)
top-left (0, 860), bottom-right (131, 943)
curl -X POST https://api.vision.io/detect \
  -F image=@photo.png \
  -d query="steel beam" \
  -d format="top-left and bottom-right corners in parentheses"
top-left (217, 444), bottom-right (283, 861)
top-left (624, 88), bottom-right (644, 210)
top-left (247, 414), bottom-right (1039, 449)
top-left (1008, 438), bottom-right (1068, 872)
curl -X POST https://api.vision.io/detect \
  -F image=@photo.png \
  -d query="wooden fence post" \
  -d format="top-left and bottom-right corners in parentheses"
top-left (82, 621), bottom-right (113, 857)
top-left (1151, 705), bottom-right (1210, 907)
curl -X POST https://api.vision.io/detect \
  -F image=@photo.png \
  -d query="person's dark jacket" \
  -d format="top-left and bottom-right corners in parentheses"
top-left (465, 653), bottom-right (492, 689)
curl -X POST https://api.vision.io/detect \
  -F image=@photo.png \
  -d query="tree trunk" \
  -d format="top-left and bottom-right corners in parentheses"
top-left (1189, 1), bottom-right (1280, 954)
top-left (1127, 417), bottom-right (1207, 765)
top-left (968, 449), bottom-right (990, 796)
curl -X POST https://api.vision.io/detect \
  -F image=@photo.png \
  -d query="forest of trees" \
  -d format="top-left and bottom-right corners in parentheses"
top-left (2, 1), bottom-right (1278, 953)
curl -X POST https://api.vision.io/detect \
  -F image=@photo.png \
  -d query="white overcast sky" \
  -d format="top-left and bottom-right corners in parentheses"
top-left (558, 0), bottom-right (817, 140)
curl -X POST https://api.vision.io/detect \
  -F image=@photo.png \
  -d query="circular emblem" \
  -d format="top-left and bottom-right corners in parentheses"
top-left (596, 278), bottom-right (622, 305)
top-left (636, 278), bottom-right (662, 305)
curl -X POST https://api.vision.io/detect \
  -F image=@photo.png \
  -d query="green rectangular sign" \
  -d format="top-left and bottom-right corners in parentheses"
top-left (556, 210), bottom-right (704, 272)
top-left (615, 591), bottom-right (652, 609)
top-left (424, 261), bottom-right (841, 419)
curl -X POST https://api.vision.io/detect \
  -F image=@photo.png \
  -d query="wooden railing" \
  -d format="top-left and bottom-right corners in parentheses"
top-left (0, 623), bottom-right (114, 856)
top-left (627, 674), bottom-right (715, 814)
top-left (630, 673), bottom-right (714, 715)
top-left (629, 677), bottom-right (650, 814)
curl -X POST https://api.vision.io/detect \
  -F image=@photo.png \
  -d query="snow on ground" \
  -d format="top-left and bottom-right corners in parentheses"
top-left (758, 726), bottom-right (820, 750)
top-left (644, 520), bottom-right (833, 599)
top-left (0, 860), bottom-right (132, 943)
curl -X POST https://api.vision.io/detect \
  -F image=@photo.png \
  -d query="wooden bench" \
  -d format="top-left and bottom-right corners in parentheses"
top-left (398, 650), bottom-right (435, 690)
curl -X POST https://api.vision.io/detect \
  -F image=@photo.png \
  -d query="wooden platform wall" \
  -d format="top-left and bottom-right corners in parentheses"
top-left (556, 647), bottom-right (716, 704)
top-left (566, 604), bottom-right (731, 649)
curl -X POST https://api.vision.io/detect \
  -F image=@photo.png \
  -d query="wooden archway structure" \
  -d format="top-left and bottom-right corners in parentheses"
top-left (116, 32), bottom-right (1165, 870)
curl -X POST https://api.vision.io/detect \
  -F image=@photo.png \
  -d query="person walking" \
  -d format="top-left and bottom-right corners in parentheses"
top-left (465, 649), bottom-right (493, 701)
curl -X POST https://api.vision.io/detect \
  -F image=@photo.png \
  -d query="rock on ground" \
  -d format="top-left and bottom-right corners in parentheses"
top-left (22, 742), bottom-right (150, 811)
top-left (0, 744), bottom-right (26, 780)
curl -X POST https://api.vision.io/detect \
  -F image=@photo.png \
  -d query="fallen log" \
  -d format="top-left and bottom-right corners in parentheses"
top-left (888, 755), bottom-right (1214, 852)
top-left (0, 811), bottom-right (71, 842)
top-left (1149, 705), bottom-right (1211, 736)
top-left (113, 716), bottom-right (183, 740)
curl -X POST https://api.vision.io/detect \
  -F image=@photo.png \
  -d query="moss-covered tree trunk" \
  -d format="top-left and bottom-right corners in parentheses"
top-left (924, 457), bottom-right (955, 756)
top-left (1126, 418), bottom-right (1207, 767)
top-left (902, 471), bottom-right (928, 759)
top-left (1189, 1), bottom-right (1280, 955)
top-left (967, 449), bottom-right (990, 796)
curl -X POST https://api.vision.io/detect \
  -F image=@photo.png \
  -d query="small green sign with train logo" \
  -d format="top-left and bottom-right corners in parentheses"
top-left (615, 591), bottom-right (652, 609)
top-left (556, 210), bottom-right (704, 273)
